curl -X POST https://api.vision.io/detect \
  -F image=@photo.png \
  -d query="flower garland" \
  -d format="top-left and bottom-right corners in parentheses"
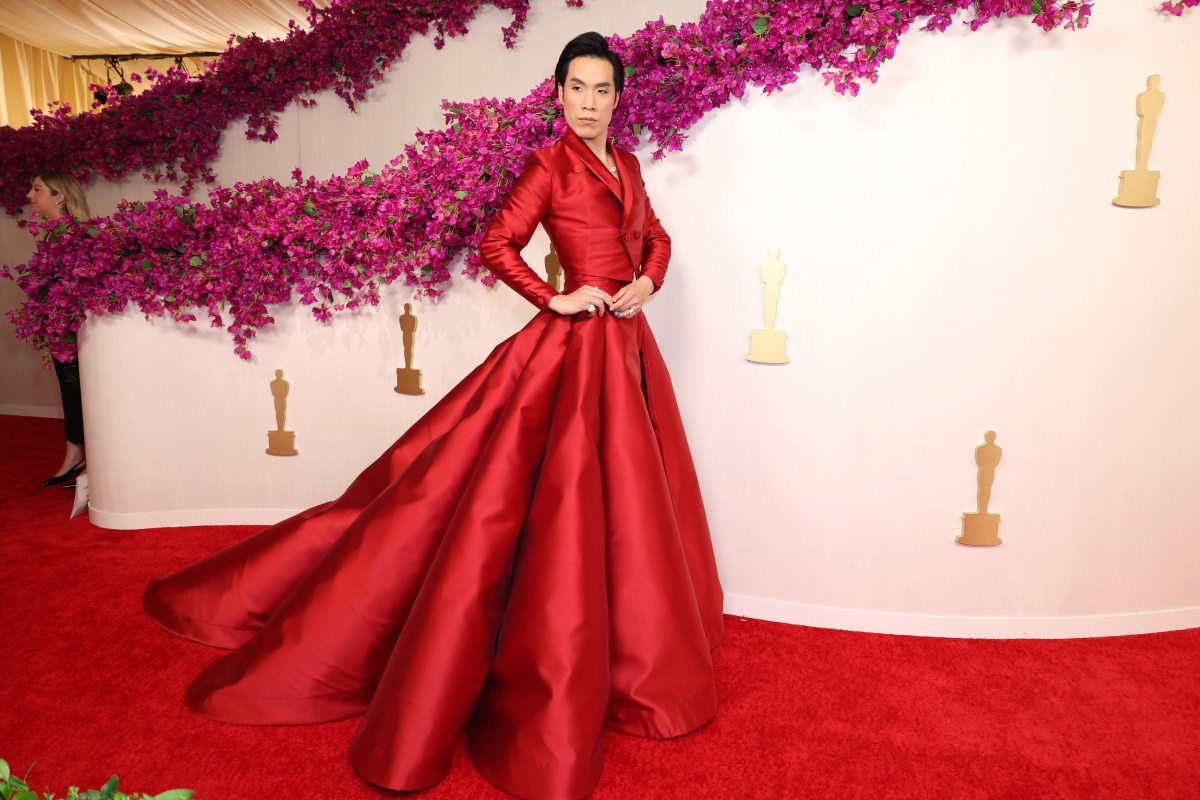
top-left (6, 0), bottom-right (1098, 362)
top-left (0, 0), bottom-right (582, 217)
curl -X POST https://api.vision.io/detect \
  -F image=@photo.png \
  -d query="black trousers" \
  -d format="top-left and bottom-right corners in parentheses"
top-left (53, 358), bottom-right (84, 445)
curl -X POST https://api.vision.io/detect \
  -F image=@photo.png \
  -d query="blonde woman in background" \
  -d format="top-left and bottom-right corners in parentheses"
top-left (26, 171), bottom-right (90, 489)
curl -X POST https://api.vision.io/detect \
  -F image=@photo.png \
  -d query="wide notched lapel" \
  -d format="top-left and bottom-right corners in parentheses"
top-left (563, 129), bottom-right (623, 205)
top-left (617, 147), bottom-right (637, 232)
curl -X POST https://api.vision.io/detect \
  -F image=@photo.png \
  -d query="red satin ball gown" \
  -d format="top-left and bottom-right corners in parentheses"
top-left (144, 128), bottom-right (724, 800)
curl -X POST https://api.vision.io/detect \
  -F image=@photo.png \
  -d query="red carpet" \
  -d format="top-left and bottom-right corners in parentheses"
top-left (2, 413), bottom-right (1198, 798)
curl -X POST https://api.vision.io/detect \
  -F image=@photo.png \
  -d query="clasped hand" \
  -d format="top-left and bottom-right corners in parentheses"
top-left (548, 276), bottom-right (653, 318)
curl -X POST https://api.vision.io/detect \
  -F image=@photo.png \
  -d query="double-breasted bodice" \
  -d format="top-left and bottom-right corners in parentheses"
top-left (479, 128), bottom-right (670, 307)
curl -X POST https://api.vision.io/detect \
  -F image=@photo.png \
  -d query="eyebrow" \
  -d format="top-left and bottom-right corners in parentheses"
top-left (568, 76), bottom-right (613, 88)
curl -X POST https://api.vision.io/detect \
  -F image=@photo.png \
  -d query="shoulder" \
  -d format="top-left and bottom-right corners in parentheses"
top-left (530, 137), bottom-right (571, 166)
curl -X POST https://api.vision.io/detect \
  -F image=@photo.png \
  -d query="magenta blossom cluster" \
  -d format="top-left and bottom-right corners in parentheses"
top-left (5, 0), bottom-right (1095, 362)
top-left (1159, 0), bottom-right (1198, 14)
top-left (0, 0), bottom-right (583, 216)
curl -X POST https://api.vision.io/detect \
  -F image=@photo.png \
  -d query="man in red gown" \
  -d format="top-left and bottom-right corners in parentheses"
top-left (145, 32), bottom-right (723, 800)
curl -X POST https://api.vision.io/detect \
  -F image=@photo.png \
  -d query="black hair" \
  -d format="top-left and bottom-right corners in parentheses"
top-left (554, 32), bottom-right (623, 95)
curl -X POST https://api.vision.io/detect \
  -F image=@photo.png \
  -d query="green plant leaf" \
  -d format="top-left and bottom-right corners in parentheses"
top-left (624, 64), bottom-right (636, 77)
top-left (1032, 0), bottom-right (1044, 10)
top-left (53, 223), bottom-right (69, 236)
top-left (751, 17), bottom-right (769, 35)
top-left (188, 255), bottom-right (203, 267)
top-left (147, 791), bottom-right (194, 800)
top-left (0, 759), bottom-right (9, 781)
top-left (87, 227), bottom-right (101, 237)
top-left (453, 190), bottom-right (467, 200)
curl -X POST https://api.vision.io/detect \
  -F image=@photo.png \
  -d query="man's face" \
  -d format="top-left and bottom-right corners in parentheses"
top-left (558, 56), bottom-right (618, 145)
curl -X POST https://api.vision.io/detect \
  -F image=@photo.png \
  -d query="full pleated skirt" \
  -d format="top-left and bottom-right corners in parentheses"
top-left (144, 306), bottom-right (724, 800)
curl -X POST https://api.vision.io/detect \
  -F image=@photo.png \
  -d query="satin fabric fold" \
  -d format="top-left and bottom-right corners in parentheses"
top-left (145, 305), bottom-right (723, 800)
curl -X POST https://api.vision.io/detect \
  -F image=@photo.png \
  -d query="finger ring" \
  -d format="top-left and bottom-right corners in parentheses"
top-left (587, 303), bottom-right (596, 314)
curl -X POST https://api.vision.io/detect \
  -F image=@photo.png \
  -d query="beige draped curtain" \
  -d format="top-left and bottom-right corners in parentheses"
top-left (0, 0), bottom-right (320, 129)
top-left (0, 35), bottom-right (101, 128)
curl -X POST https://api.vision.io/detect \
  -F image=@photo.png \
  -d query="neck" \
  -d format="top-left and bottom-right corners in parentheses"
top-left (583, 135), bottom-right (608, 163)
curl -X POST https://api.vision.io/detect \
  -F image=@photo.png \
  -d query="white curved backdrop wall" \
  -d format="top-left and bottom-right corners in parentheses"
top-left (2, 2), bottom-right (1197, 638)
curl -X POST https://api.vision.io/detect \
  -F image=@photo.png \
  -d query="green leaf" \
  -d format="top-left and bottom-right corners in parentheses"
top-left (452, 122), bottom-right (461, 134)
top-left (0, 758), bottom-right (9, 781)
top-left (846, 3), bottom-right (865, 16)
top-left (893, 9), bottom-right (902, 22)
top-left (140, 259), bottom-right (152, 270)
top-left (303, 199), bottom-right (319, 217)
top-left (1032, 0), bottom-right (1044, 10)
top-left (188, 255), bottom-right (203, 267)
top-left (11, 791), bottom-right (37, 800)
top-left (87, 227), bottom-right (101, 237)
top-left (624, 64), bottom-right (636, 77)
top-left (454, 190), bottom-right (467, 200)
top-left (53, 223), bottom-right (68, 236)
top-left (235, 34), bottom-right (244, 44)
top-left (632, 122), bottom-right (642, 137)
top-left (146, 792), bottom-right (194, 800)
top-left (751, 17), bottom-right (769, 35)
top-left (267, 66), bottom-right (276, 79)
top-left (166, 294), bottom-right (177, 303)
top-left (361, 174), bottom-right (374, 187)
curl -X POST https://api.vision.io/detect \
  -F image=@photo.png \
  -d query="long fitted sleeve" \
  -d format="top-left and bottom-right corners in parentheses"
top-left (479, 152), bottom-right (559, 310)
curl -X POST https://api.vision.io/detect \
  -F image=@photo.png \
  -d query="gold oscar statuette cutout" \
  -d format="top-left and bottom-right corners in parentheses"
top-left (395, 302), bottom-right (425, 396)
top-left (746, 246), bottom-right (790, 364)
top-left (545, 241), bottom-right (562, 292)
top-left (266, 368), bottom-right (299, 456)
top-left (957, 430), bottom-right (1002, 546)
top-left (1113, 74), bottom-right (1166, 208)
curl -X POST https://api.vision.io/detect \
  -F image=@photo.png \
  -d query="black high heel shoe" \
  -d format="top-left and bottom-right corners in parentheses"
top-left (40, 460), bottom-right (84, 487)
